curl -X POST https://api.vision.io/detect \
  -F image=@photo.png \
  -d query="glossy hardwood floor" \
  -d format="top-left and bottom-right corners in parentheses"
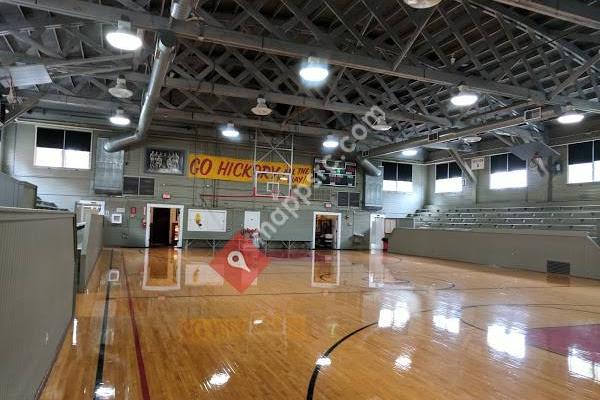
top-left (40, 248), bottom-right (600, 399)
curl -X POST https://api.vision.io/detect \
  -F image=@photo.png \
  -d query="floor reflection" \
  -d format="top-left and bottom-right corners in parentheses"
top-left (568, 348), bottom-right (600, 382)
top-left (311, 251), bottom-right (340, 288)
top-left (487, 324), bottom-right (526, 359)
top-left (142, 248), bottom-right (181, 291)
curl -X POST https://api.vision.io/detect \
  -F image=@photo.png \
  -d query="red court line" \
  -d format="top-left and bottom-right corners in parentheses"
top-left (123, 256), bottom-right (151, 400)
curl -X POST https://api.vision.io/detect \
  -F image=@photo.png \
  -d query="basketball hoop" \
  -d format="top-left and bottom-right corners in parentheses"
top-left (270, 187), bottom-right (281, 200)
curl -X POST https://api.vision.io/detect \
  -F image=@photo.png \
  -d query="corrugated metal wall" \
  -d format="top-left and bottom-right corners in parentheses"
top-left (0, 208), bottom-right (75, 400)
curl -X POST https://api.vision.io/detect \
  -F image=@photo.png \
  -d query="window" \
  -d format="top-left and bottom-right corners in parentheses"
top-left (35, 127), bottom-right (91, 169)
top-left (382, 162), bottom-right (413, 192)
top-left (123, 176), bottom-right (155, 196)
top-left (435, 162), bottom-right (462, 193)
top-left (489, 153), bottom-right (527, 190)
top-left (567, 140), bottom-right (600, 184)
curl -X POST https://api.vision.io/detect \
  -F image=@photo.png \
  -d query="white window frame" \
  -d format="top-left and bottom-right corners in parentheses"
top-left (382, 162), bottom-right (413, 193)
top-left (34, 124), bottom-right (93, 170)
top-left (489, 153), bottom-right (528, 190)
top-left (434, 162), bottom-right (463, 194)
top-left (567, 140), bottom-right (600, 184)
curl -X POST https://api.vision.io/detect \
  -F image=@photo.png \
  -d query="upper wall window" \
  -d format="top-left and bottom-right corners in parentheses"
top-left (35, 127), bottom-right (92, 169)
top-left (382, 162), bottom-right (413, 193)
top-left (567, 140), bottom-right (600, 184)
top-left (489, 153), bottom-right (527, 190)
top-left (435, 161), bottom-right (462, 193)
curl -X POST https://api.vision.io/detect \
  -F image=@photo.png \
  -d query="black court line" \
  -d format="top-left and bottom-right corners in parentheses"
top-left (305, 302), bottom-right (600, 399)
top-left (93, 249), bottom-right (113, 399)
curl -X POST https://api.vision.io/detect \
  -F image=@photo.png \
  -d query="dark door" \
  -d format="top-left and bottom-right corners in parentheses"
top-left (150, 208), bottom-right (171, 246)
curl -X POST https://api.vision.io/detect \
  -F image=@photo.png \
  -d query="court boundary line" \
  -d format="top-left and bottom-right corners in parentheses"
top-left (123, 252), bottom-right (152, 400)
top-left (93, 249), bottom-right (113, 400)
top-left (305, 302), bottom-right (600, 399)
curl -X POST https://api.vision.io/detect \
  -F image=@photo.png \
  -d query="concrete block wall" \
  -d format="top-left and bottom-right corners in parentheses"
top-left (1, 122), bottom-right (408, 249)
top-left (425, 144), bottom-right (600, 208)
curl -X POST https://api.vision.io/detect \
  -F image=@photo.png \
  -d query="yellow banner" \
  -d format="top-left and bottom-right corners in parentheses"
top-left (187, 154), bottom-right (312, 185)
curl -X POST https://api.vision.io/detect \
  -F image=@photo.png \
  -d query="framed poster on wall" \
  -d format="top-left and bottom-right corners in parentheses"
top-left (144, 148), bottom-right (185, 175)
top-left (187, 209), bottom-right (227, 232)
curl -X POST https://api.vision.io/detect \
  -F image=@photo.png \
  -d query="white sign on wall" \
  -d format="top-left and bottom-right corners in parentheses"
top-left (187, 209), bottom-right (227, 232)
top-left (243, 211), bottom-right (260, 230)
top-left (471, 157), bottom-right (485, 170)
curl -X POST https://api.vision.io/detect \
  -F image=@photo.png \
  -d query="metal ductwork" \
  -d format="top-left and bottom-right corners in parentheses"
top-left (356, 155), bottom-right (382, 177)
top-left (104, 0), bottom-right (191, 152)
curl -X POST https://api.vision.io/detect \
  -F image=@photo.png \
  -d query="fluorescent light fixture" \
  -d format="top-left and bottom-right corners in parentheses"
top-left (221, 123), bottom-right (239, 138)
top-left (402, 149), bottom-right (418, 156)
top-left (403, 0), bottom-right (442, 8)
top-left (109, 109), bottom-right (130, 126)
top-left (106, 20), bottom-right (142, 51)
top-left (322, 135), bottom-right (339, 148)
top-left (299, 57), bottom-right (329, 84)
top-left (451, 91), bottom-right (478, 107)
top-left (557, 111), bottom-right (584, 124)
top-left (463, 136), bottom-right (481, 143)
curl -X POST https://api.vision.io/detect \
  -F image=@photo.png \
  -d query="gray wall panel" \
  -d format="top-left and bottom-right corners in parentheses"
top-left (389, 227), bottom-right (600, 279)
top-left (78, 213), bottom-right (103, 291)
top-left (0, 208), bottom-right (75, 400)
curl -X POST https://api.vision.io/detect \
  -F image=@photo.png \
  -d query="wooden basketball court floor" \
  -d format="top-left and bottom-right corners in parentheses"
top-left (39, 248), bottom-right (600, 399)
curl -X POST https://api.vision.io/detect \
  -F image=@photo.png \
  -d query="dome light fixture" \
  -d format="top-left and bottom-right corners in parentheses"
top-left (221, 123), bottom-right (240, 138)
top-left (463, 136), bottom-right (482, 143)
top-left (402, 149), bottom-right (418, 156)
top-left (403, 0), bottom-right (442, 8)
top-left (299, 57), bottom-right (329, 85)
top-left (557, 110), bottom-right (584, 124)
top-left (109, 108), bottom-right (130, 126)
top-left (372, 116), bottom-right (392, 131)
top-left (250, 97), bottom-right (272, 116)
top-left (450, 85), bottom-right (478, 107)
top-left (106, 20), bottom-right (143, 51)
top-left (322, 135), bottom-right (339, 148)
top-left (108, 78), bottom-right (133, 99)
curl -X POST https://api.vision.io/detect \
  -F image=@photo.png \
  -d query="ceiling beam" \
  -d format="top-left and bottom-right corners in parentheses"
top-left (4, 0), bottom-right (600, 114)
top-left (37, 93), bottom-right (346, 137)
top-left (491, 0), bottom-right (600, 30)
top-left (367, 108), bottom-right (560, 158)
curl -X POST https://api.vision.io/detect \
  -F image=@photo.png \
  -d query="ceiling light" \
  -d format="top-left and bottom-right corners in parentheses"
top-left (463, 136), bottom-right (481, 143)
top-left (402, 149), bottom-right (418, 156)
top-left (299, 57), bottom-right (329, 84)
top-left (403, 0), bottom-right (442, 8)
top-left (322, 135), bottom-right (339, 148)
top-left (106, 20), bottom-right (142, 51)
top-left (450, 86), bottom-right (478, 107)
top-left (250, 97), bottom-right (272, 116)
top-left (109, 108), bottom-right (130, 126)
top-left (221, 123), bottom-right (239, 138)
top-left (108, 78), bottom-right (133, 99)
top-left (372, 116), bottom-right (392, 131)
top-left (557, 110), bottom-right (584, 124)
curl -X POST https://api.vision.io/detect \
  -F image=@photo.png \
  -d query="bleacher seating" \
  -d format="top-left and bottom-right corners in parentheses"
top-left (409, 204), bottom-right (600, 242)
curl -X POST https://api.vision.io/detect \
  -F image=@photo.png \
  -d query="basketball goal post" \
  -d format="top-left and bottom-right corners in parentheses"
top-left (252, 130), bottom-right (294, 201)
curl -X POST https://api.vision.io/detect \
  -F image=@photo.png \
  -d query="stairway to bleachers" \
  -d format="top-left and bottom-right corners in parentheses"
top-left (409, 204), bottom-right (600, 243)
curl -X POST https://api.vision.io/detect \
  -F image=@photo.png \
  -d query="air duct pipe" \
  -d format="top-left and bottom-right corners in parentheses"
top-left (356, 155), bottom-right (382, 177)
top-left (104, 0), bottom-right (192, 152)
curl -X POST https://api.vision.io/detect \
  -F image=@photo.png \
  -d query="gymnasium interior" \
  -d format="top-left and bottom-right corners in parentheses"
top-left (2, 0), bottom-right (600, 399)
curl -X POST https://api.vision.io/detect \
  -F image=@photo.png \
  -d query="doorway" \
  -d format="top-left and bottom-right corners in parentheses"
top-left (370, 214), bottom-right (386, 250)
top-left (312, 212), bottom-right (342, 250)
top-left (145, 203), bottom-right (184, 247)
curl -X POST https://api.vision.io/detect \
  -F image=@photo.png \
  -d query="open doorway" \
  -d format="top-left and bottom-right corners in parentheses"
top-left (145, 203), bottom-right (184, 247)
top-left (312, 211), bottom-right (342, 250)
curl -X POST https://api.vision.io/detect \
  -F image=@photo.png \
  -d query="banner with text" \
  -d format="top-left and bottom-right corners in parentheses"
top-left (187, 154), bottom-right (312, 185)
